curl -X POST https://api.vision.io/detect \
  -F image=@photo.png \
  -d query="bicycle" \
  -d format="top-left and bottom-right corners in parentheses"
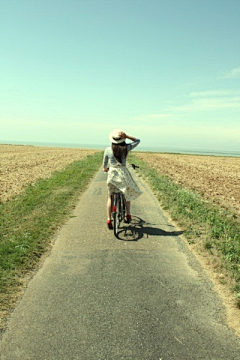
top-left (111, 164), bottom-right (139, 238)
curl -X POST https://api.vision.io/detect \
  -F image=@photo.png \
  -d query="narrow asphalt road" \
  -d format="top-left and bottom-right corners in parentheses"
top-left (0, 167), bottom-right (240, 359)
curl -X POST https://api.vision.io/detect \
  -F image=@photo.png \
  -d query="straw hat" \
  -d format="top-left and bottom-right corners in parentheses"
top-left (109, 129), bottom-right (125, 144)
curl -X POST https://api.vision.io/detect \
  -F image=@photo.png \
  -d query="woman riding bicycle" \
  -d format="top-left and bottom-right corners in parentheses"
top-left (103, 129), bottom-right (142, 229)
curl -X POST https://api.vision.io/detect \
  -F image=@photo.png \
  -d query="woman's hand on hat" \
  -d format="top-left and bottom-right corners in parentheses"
top-left (119, 131), bottom-right (127, 139)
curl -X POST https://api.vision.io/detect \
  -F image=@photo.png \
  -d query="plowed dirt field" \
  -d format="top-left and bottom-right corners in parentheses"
top-left (0, 145), bottom-right (99, 202)
top-left (135, 152), bottom-right (240, 217)
top-left (1, 146), bottom-right (239, 217)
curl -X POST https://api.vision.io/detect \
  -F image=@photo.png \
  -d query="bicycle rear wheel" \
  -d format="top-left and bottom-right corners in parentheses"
top-left (112, 193), bottom-right (120, 237)
top-left (120, 193), bottom-right (126, 223)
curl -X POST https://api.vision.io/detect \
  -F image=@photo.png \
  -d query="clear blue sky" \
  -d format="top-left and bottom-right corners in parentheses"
top-left (1, 0), bottom-right (240, 151)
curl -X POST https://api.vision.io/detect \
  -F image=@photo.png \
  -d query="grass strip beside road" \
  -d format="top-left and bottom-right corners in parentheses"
top-left (0, 151), bottom-right (102, 330)
top-left (130, 154), bottom-right (240, 308)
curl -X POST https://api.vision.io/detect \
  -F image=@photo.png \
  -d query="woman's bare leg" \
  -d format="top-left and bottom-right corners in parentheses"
top-left (125, 200), bottom-right (132, 222)
top-left (107, 195), bottom-right (112, 220)
top-left (126, 201), bottom-right (131, 215)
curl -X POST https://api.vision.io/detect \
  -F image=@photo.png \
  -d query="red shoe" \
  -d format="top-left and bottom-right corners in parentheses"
top-left (126, 215), bottom-right (132, 223)
top-left (107, 220), bottom-right (113, 230)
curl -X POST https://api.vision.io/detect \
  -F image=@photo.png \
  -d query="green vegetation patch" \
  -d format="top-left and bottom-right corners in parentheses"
top-left (0, 151), bottom-right (102, 322)
top-left (130, 154), bottom-right (240, 307)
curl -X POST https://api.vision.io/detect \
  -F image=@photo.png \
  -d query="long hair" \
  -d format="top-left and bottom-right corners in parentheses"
top-left (112, 142), bottom-right (128, 164)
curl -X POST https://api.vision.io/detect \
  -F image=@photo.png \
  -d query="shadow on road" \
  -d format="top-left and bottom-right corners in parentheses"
top-left (117, 216), bottom-right (184, 241)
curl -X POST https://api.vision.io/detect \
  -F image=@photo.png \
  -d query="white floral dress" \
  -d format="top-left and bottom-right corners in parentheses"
top-left (107, 163), bottom-right (142, 201)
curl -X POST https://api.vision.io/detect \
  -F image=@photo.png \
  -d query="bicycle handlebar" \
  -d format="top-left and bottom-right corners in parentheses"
top-left (104, 163), bottom-right (139, 173)
top-left (130, 164), bottom-right (139, 169)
